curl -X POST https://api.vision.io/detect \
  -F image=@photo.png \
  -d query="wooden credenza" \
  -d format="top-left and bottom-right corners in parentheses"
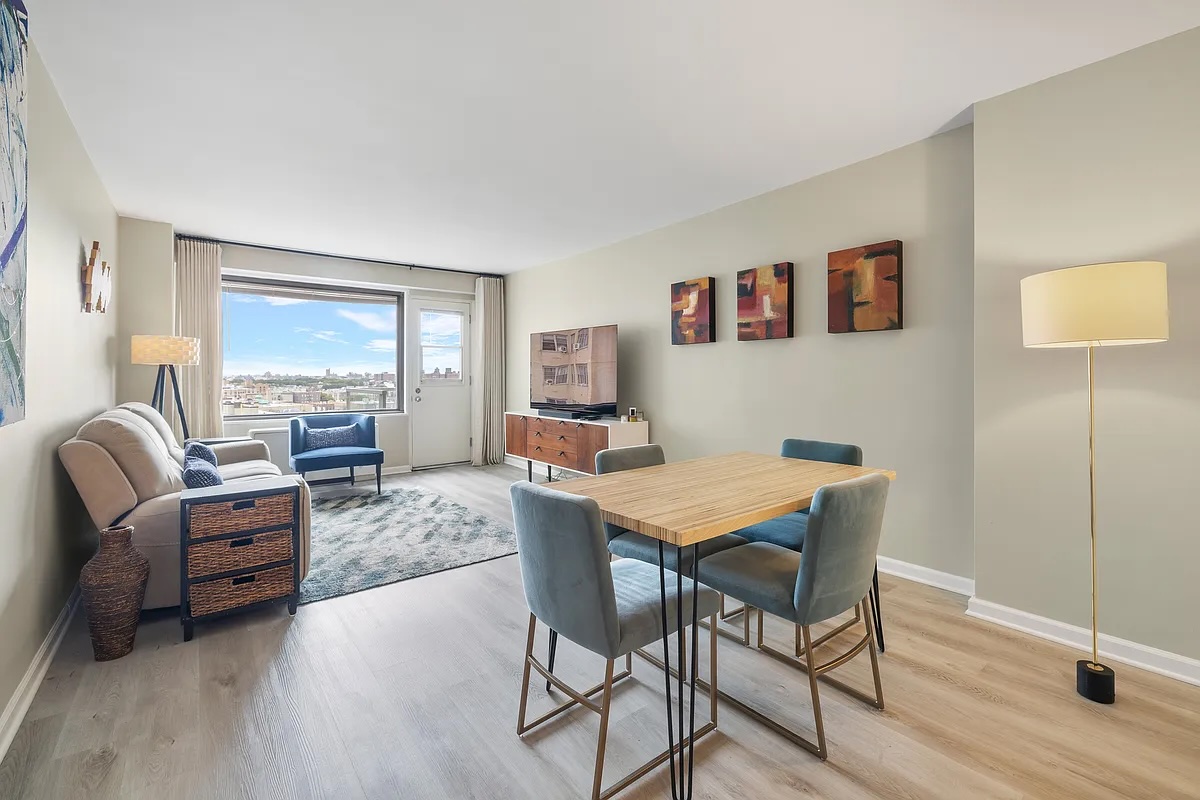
top-left (505, 412), bottom-right (650, 478)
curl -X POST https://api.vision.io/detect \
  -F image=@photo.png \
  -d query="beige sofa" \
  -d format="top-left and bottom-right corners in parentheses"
top-left (59, 402), bottom-right (310, 609)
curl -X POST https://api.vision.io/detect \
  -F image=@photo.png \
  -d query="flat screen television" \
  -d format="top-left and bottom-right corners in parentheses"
top-left (530, 325), bottom-right (618, 418)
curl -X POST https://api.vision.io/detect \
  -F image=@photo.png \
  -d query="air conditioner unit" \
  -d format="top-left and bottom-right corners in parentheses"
top-left (557, 345), bottom-right (568, 353)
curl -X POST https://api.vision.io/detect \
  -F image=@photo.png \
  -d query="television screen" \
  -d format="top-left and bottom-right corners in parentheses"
top-left (530, 325), bottom-right (617, 413)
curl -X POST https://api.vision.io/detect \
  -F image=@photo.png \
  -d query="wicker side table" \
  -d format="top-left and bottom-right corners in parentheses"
top-left (180, 476), bottom-right (301, 641)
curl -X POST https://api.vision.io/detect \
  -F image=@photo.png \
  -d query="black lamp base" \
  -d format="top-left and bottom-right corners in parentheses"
top-left (1076, 660), bottom-right (1115, 704)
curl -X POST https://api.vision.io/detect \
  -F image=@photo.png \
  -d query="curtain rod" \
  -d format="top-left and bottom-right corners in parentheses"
top-left (174, 233), bottom-right (503, 279)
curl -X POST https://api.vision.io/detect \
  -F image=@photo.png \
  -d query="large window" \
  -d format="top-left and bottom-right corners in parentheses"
top-left (221, 280), bottom-right (403, 417)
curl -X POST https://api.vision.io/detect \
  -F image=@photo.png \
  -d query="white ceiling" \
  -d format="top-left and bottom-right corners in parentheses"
top-left (31, 2), bottom-right (1200, 273)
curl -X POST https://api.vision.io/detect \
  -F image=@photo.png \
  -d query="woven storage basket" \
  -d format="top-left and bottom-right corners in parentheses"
top-left (80, 526), bottom-right (150, 661)
top-left (188, 493), bottom-right (293, 540)
top-left (189, 564), bottom-right (294, 616)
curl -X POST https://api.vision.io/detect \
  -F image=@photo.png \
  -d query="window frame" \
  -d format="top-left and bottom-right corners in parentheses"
top-left (220, 276), bottom-right (406, 420)
top-left (417, 308), bottom-right (466, 386)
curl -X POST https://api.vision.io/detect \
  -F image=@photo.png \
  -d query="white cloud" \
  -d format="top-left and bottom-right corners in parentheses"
top-left (309, 330), bottom-right (344, 343)
top-left (364, 339), bottom-right (396, 352)
top-left (337, 308), bottom-right (396, 333)
top-left (229, 294), bottom-right (258, 304)
top-left (263, 297), bottom-right (309, 306)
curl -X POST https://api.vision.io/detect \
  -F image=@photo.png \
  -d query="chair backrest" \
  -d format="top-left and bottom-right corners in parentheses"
top-left (793, 474), bottom-right (889, 626)
top-left (594, 444), bottom-right (665, 542)
top-left (781, 438), bottom-right (862, 466)
top-left (290, 414), bottom-right (375, 454)
top-left (509, 481), bottom-right (621, 658)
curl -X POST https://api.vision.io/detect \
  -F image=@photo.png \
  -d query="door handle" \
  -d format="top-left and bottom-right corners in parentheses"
top-left (533, 431), bottom-right (542, 437)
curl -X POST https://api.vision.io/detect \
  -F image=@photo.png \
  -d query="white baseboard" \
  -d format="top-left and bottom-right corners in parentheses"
top-left (0, 586), bottom-right (80, 763)
top-left (966, 597), bottom-right (1200, 687)
top-left (877, 556), bottom-right (975, 597)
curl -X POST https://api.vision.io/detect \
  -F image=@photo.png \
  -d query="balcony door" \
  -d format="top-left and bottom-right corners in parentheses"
top-left (407, 299), bottom-right (472, 469)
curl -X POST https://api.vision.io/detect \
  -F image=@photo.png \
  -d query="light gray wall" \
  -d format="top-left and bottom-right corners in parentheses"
top-left (0, 47), bottom-right (119, 721)
top-left (974, 28), bottom-right (1200, 659)
top-left (115, 216), bottom-right (174, 405)
top-left (507, 126), bottom-right (975, 579)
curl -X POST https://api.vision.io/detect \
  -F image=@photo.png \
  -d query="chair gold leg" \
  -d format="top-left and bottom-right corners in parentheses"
top-left (709, 612), bottom-right (719, 726)
top-left (591, 659), bottom-right (615, 800)
top-left (720, 593), bottom-right (746, 621)
top-left (517, 613), bottom-right (537, 734)
top-left (801, 625), bottom-right (827, 760)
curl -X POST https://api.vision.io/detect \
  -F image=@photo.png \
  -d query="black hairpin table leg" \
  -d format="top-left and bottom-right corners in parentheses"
top-left (658, 541), bottom-right (700, 800)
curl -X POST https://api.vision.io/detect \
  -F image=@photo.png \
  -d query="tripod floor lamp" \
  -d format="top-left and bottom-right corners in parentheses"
top-left (1020, 261), bottom-right (1169, 704)
top-left (131, 335), bottom-right (201, 441)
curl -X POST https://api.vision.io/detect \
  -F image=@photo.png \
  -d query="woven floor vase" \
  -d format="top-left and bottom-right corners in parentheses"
top-left (80, 526), bottom-right (150, 661)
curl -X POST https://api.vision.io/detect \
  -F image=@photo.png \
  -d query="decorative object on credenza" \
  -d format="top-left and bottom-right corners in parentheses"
top-left (79, 525), bottom-right (151, 661)
top-left (671, 277), bottom-right (715, 344)
top-left (0, 0), bottom-right (29, 429)
top-left (131, 334), bottom-right (200, 440)
top-left (736, 262), bottom-right (793, 340)
top-left (828, 240), bottom-right (903, 333)
top-left (81, 240), bottom-right (112, 313)
top-left (1020, 260), bottom-right (1169, 705)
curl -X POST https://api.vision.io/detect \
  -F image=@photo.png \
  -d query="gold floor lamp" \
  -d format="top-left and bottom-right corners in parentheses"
top-left (1020, 261), bottom-right (1169, 704)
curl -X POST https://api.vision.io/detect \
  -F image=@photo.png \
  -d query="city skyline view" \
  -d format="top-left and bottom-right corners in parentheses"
top-left (222, 291), bottom-right (399, 377)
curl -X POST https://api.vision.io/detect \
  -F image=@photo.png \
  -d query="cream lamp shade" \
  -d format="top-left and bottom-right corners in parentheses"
top-left (1020, 261), bottom-right (1169, 348)
top-left (130, 335), bottom-right (201, 366)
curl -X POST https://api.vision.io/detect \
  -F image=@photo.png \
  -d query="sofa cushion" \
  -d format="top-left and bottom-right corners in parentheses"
top-left (183, 456), bottom-right (224, 489)
top-left (305, 424), bottom-right (359, 451)
top-left (76, 409), bottom-right (185, 501)
top-left (291, 445), bottom-right (384, 472)
top-left (119, 401), bottom-right (186, 466)
top-left (217, 460), bottom-right (284, 482)
top-left (184, 441), bottom-right (218, 466)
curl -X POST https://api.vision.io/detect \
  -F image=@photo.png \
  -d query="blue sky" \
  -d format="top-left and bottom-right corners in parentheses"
top-left (223, 293), bottom-right (398, 376)
top-left (223, 292), bottom-right (462, 377)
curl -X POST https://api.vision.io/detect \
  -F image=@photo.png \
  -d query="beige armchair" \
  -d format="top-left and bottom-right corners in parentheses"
top-left (59, 402), bottom-right (310, 609)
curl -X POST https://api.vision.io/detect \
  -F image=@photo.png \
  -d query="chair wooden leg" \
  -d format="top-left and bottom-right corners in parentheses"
top-left (591, 659), bottom-right (616, 800)
top-left (517, 613), bottom-right (537, 733)
top-left (800, 625), bottom-right (827, 760)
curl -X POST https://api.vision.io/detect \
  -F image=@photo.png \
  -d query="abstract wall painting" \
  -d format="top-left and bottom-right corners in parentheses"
top-left (670, 276), bottom-right (715, 344)
top-left (0, 0), bottom-right (28, 427)
top-left (736, 262), bottom-right (793, 341)
top-left (827, 240), bottom-right (903, 333)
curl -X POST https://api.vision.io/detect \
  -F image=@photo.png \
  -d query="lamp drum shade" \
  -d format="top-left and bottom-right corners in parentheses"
top-left (1020, 261), bottom-right (1169, 348)
top-left (131, 335), bottom-right (201, 366)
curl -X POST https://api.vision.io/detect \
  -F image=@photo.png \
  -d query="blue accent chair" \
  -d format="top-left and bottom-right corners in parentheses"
top-left (289, 414), bottom-right (384, 493)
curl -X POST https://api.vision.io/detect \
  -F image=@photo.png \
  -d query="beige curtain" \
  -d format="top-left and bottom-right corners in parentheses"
top-left (175, 238), bottom-right (224, 439)
top-left (471, 276), bottom-right (505, 465)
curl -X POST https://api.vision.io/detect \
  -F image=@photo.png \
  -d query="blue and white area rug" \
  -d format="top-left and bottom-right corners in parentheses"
top-left (300, 487), bottom-right (516, 605)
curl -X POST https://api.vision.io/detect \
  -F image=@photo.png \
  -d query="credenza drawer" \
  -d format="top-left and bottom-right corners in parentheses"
top-left (527, 428), bottom-right (578, 455)
top-left (528, 444), bottom-right (579, 471)
top-left (187, 528), bottom-right (294, 579)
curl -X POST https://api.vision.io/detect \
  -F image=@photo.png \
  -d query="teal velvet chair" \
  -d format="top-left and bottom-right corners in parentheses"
top-left (510, 481), bottom-right (720, 799)
top-left (698, 473), bottom-right (889, 760)
top-left (730, 438), bottom-right (886, 652)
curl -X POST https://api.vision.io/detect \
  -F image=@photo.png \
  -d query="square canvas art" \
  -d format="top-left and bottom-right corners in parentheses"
top-left (736, 262), bottom-right (793, 340)
top-left (0, 0), bottom-right (28, 427)
top-left (827, 240), bottom-right (903, 333)
top-left (670, 277), bottom-right (714, 344)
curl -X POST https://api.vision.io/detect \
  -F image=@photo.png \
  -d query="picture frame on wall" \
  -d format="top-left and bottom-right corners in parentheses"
top-left (827, 240), bottom-right (903, 333)
top-left (736, 262), bottom-right (793, 341)
top-left (670, 276), bottom-right (715, 344)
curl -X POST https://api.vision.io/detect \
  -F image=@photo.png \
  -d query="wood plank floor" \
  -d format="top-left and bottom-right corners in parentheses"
top-left (1, 464), bottom-right (1197, 799)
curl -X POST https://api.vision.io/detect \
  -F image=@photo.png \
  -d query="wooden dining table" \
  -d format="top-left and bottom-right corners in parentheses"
top-left (560, 451), bottom-right (897, 799)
